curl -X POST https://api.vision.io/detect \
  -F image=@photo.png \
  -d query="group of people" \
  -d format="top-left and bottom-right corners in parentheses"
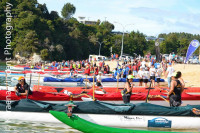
top-left (15, 55), bottom-right (184, 108)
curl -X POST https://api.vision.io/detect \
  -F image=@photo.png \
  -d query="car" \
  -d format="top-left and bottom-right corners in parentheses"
top-left (192, 57), bottom-right (199, 64)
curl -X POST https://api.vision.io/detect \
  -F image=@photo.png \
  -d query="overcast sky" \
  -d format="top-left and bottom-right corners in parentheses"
top-left (38, 0), bottom-right (200, 36)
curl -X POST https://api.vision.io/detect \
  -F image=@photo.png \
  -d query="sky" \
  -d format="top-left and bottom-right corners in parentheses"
top-left (37, 0), bottom-right (200, 36)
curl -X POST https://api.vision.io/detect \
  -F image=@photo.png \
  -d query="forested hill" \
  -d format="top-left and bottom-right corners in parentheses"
top-left (0, 0), bottom-right (200, 61)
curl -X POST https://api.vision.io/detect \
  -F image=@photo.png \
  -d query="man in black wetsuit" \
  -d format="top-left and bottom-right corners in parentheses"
top-left (14, 76), bottom-right (32, 96)
top-left (167, 71), bottom-right (184, 107)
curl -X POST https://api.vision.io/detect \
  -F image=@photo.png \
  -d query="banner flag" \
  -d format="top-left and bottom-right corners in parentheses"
top-left (185, 39), bottom-right (200, 63)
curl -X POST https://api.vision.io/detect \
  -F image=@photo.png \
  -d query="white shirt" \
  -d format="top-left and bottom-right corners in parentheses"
top-left (138, 70), bottom-right (144, 78)
top-left (156, 68), bottom-right (163, 78)
top-left (143, 71), bottom-right (150, 79)
top-left (149, 68), bottom-right (156, 76)
top-left (148, 62), bottom-right (151, 67)
top-left (167, 67), bottom-right (174, 77)
top-left (141, 61), bottom-right (146, 67)
top-left (96, 75), bottom-right (102, 82)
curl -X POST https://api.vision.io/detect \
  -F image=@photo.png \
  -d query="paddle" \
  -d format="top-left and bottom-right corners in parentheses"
top-left (85, 75), bottom-right (87, 91)
top-left (26, 73), bottom-right (32, 99)
top-left (37, 73), bottom-right (40, 91)
top-left (92, 75), bottom-right (95, 101)
top-left (145, 79), bottom-right (153, 103)
top-left (116, 74), bottom-right (119, 92)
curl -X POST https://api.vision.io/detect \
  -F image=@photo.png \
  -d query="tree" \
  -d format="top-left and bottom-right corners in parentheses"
top-left (61, 3), bottom-right (76, 19)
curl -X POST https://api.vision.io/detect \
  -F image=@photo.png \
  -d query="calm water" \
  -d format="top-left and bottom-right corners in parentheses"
top-left (0, 65), bottom-right (199, 133)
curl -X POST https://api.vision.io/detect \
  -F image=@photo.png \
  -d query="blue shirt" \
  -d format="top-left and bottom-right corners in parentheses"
top-left (113, 70), bottom-right (118, 77)
top-left (125, 67), bottom-right (130, 76)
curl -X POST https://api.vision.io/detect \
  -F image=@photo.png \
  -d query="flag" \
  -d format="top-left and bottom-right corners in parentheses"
top-left (185, 39), bottom-right (200, 63)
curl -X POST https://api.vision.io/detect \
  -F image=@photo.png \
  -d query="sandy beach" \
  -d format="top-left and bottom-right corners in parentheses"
top-left (102, 61), bottom-right (200, 87)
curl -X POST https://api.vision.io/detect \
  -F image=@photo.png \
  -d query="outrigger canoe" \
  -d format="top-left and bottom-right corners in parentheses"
top-left (49, 111), bottom-right (190, 133)
top-left (0, 99), bottom-right (200, 130)
top-left (33, 85), bottom-right (200, 94)
top-left (0, 90), bottom-right (199, 105)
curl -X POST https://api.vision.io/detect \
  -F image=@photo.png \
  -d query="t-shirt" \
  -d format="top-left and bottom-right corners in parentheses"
top-left (125, 67), bottom-right (130, 75)
top-left (167, 67), bottom-right (175, 77)
top-left (156, 68), bottom-right (163, 78)
top-left (143, 71), bottom-right (150, 79)
top-left (138, 70), bottom-right (144, 78)
top-left (84, 68), bottom-right (90, 74)
top-left (141, 61), bottom-right (146, 67)
top-left (149, 68), bottom-right (156, 76)
top-left (16, 83), bottom-right (31, 94)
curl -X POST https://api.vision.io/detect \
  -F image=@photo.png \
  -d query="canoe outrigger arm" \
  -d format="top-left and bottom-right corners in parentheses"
top-left (69, 93), bottom-right (97, 101)
top-left (65, 103), bottom-right (77, 117)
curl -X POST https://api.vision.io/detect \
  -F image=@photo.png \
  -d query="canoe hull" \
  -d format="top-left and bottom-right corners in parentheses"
top-left (1, 110), bottom-right (199, 129)
top-left (75, 114), bottom-right (200, 129)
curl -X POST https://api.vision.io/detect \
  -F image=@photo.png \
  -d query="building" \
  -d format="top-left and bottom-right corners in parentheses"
top-left (145, 36), bottom-right (164, 41)
top-left (78, 16), bottom-right (97, 25)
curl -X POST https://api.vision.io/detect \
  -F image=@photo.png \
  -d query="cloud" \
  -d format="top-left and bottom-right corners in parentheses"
top-left (37, 0), bottom-right (200, 36)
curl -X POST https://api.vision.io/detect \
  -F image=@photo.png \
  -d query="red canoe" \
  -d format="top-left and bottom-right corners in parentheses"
top-left (1, 90), bottom-right (199, 105)
top-left (33, 85), bottom-right (200, 94)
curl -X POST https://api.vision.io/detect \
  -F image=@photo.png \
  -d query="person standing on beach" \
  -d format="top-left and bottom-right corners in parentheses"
top-left (149, 64), bottom-right (156, 87)
top-left (156, 65), bottom-right (163, 87)
top-left (137, 67), bottom-right (144, 86)
top-left (165, 63), bottom-right (175, 88)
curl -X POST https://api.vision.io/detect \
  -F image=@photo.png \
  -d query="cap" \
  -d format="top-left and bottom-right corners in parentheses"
top-left (99, 71), bottom-right (102, 74)
top-left (128, 75), bottom-right (134, 79)
top-left (145, 67), bottom-right (148, 71)
top-left (169, 63), bottom-right (172, 65)
top-left (18, 76), bottom-right (25, 80)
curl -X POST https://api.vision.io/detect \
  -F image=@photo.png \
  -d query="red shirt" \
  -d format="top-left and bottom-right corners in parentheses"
top-left (85, 68), bottom-right (90, 74)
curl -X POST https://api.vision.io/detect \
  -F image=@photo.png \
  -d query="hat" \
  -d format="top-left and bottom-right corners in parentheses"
top-left (169, 63), bottom-right (172, 65)
top-left (18, 76), bottom-right (25, 80)
top-left (145, 67), bottom-right (148, 71)
top-left (99, 71), bottom-right (102, 74)
top-left (128, 75), bottom-right (134, 79)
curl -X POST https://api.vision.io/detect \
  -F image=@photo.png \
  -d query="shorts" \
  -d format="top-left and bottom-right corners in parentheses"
top-left (123, 75), bottom-right (126, 78)
top-left (169, 95), bottom-right (181, 107)
top-left (85, 73), bottom-right (90, 76)
top-left (96, 82), bottom-right (102, 86)
top-left (156, 78), bottom-right (160, 83)
top-left (150, 76), bottom-right (155, 80)
top-left (139, 78), bottom-right (143, 82)
top-left (143, 79), bottom-right (148, 83)
top-left (122, 93), bottom-right (131, 104)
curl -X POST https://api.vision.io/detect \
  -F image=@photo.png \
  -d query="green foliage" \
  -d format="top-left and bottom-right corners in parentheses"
top-left (61, 3), bottom-right (76, 19)
top-left (1, 0), bottom-right (200, 62)
top-left (159, 32), bottom-right (200, 55)
top-left (40, 49), bottom-right (49, 60)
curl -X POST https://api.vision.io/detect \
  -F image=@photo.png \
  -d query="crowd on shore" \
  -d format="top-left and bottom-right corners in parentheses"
top-left (28, 55), bottom-right (177, 88)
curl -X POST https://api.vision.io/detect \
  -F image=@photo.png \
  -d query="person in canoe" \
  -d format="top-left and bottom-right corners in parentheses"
top-left (96, 71), bottom-right (106, 94)
top-left (167, 71), bottom-right (184, 107)
top-left (122, 75), bottom-right (134, 104)
top-left (14, 76), bottom-right (32, 96)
